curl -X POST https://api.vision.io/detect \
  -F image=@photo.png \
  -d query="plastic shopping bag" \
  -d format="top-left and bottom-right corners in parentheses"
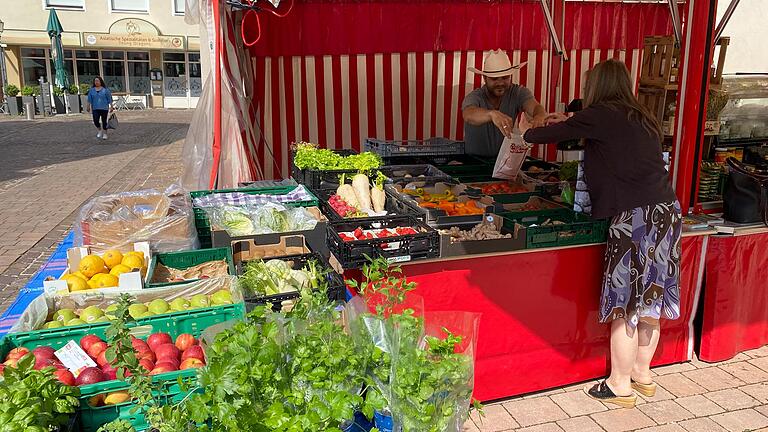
top-left (107, 112), bottom-right (119, 130)
top-left (492, 130), bottom-right (532, 180)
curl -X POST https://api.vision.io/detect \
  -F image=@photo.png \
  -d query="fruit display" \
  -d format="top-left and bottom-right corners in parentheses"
top-left (464, 181), bottom-right (530, 195)
top-left (329, 172), bottom-right (388, 217)
top-left (150, 259), bottom-right (230, 284)
top-left (440, 220), bottom-right (512, 241)
top-left (39, 289), bottom-right (234, 329)
top-left (501, 197), bottom-right (564, 213)
top-left (337, 226), bottom-right (420, 242)
top-left (59, 249), bottom-right (147, 292)
top-left (419, 199), bottom-right (485, 216)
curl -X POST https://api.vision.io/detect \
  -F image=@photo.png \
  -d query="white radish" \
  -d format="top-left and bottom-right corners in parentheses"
top-left (371, 172), bottom-right (387, 213)
top-left (352, 173), bottom-right (372, 212)
top-left (336, 173), bottom-right (360, 209)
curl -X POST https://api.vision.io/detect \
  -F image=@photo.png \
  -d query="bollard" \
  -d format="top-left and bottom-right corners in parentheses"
top-left (24, 102), bottom-right (35, 120)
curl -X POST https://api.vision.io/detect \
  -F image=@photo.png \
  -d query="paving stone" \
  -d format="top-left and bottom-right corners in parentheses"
top-left (590, 408), bottom-right (656, 432)
top-left (675, 395), bottom-right (726, 417)
top-left (652, 362), bottom-right (698, 375)
top-left (638, 400), bottom-right (694, 424)
top-left (556, 416), bottom-right (604, 432)
top-left (550, 390), bottom-right (608, 417)
top-left (711, 409), bottom-right (768, 432)
top-left (746, 346), bottom-right (768, 358)
top-left (705, 388), bottom-right (760, 411)
top-left (751, 357), bottom-right (768, 373)
top-left (683, 368), bottom-right (745, 392)
top-left (517, 424), bottom-right (564, 432)
top-left (757, 404), bottom-right (768, 418)
top-left (653, 374), bottom-right (706, 397)
top-left (503, 397), bottom-right (568, 428)
top-left (678, 418), bottom-right (729, 432)
top-left (719, 361), bottom-right (768, 384)
top-left (638, 383), bottom-right (675, 402)
top-left (636, 425), bottom-right (686, 432)
top-left (469, 404), bottom-right (519, 431)
top-left (462, 420), bottom-right (481, 432)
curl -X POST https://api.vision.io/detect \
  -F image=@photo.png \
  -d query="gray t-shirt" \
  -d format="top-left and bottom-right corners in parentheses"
top-left (461, 85), bottom-right (534, 157)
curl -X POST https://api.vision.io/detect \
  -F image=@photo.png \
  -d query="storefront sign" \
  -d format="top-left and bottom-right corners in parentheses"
top-left (83, 18), bottom-right (185, 50)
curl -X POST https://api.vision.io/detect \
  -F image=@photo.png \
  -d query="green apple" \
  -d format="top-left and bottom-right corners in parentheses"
top-left (66, 318), bottom-right (87, 326)
top-left (104, 304), bottom-right (119, 319)
top-left (53, 309), bottom-right (77, 323)
top-left (128, 303), bottom-right (148, 319)
top-left (96, 316), bottom-right (111, 323)
top-left (148, 299), bottom-right (170, 314)
top-left (138, 311), bottom-right (155, 319)
top-left (190, 294), bottom-right (210, 309)
top-left (80, 306), bottom-right (104, 323)
top-left (210, 290), bottom-right (233, 305)
top-left (44, 321), bottom-right (64, 329)
top-left (169, 298), bottom-right (190, 311)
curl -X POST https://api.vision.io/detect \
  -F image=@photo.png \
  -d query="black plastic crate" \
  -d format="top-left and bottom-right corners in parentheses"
top-left (291, 148), bottom-right (362, 188)
top-left (385, 183), bottom-right (492, 227)
top-left (364, 137), bottom-right (464, 158)
top-left (327, 215), bottom-right (440, 269)
top-left (312, 187), bottom-right (420, 222)
top-left (240, 252), bottom-right (346, 306)
top-left (379, 164), bottom-right (453, 185)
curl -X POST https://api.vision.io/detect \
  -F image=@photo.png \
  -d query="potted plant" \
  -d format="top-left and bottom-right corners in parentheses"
top-left (79, 83), bottom-right (91, 111)
top-left (52, 86), bottom-right (66, 114)
top-left (66, 84), bottom-right (81, 113)
top-left (3, 84), bottom-right (23, 116)
top-left (20, 85), bottom-right (37, 115)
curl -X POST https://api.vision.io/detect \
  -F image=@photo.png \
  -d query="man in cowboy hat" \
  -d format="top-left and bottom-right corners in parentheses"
top-left (462, 49), bottom-right (547, 157)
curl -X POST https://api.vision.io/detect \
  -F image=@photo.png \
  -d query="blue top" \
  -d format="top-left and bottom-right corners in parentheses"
top-left (87, 87), bottom-right (113, 111)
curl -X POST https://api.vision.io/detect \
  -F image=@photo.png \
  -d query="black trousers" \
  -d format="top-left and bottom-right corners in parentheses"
top-left (92, 109), bottom-right (108, 129)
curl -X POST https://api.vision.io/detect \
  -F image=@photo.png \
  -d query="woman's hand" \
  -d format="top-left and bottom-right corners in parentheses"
top-left (490, 110), bottom-right (515, 138)
top-left (86, 105), bottom-right (91, 113)
top-left (109, 106), bottom-right (114, 113)
top-left (519, 115), bottom-right (532, 135)
top-left (545, 113), bottom-right (569, 125)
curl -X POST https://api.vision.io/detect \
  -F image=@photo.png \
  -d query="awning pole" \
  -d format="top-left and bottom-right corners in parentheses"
top-left (539, 0), bottom-right (568, 61)
top-left (714, 0), bottom-right (740, 46)
top-left (666, 0), bottom-right (683, 47)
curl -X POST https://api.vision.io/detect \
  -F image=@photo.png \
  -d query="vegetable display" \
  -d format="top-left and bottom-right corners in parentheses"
top-left (440, 220), bottom-right (511, 241)
top-left (151, 260), bottom-right (229, 283)
top-left (293, 142), bottom-right (382, 171)
top-left (338, 227), bottom-right (420, 242)
top-left (206, 204), bottom-right (318, 236)
top-left (239, 258), bottom-right (325, 297)
top-left (465, 181), bottom-right (529, 195)
top-left (329, 173), bottom-right (389, 218)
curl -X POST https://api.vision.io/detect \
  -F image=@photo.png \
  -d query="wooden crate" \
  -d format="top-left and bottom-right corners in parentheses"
top-left (638, 86), bottom-right (674, 124)
top-left (640, 35), bottom-right (729, 88)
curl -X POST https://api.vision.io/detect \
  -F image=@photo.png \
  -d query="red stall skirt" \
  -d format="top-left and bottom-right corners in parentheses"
top-left (399, 236), bottom-right (706, 402)
top-left (699, 232), bottom-right (768, 363)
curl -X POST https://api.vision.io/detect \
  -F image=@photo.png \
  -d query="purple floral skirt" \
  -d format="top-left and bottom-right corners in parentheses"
top-left (599, 201), bottom-right (683, 328)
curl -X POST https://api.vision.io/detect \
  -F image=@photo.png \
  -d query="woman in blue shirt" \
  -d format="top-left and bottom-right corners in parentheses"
top-left (86, 76), bottom-right (114, 140)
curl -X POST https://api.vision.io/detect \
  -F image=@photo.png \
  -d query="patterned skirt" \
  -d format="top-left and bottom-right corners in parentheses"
top-left (599, 201), bottom-right (683, 329)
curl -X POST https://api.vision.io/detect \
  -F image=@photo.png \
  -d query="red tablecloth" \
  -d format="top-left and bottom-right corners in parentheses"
top-left (699, 232), bottom-right (768, 362)
top-left (401, 236), bottom-right (706, 401)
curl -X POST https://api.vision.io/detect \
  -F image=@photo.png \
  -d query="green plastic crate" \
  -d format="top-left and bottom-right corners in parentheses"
top-left (190, 186), bottom-right (319, 248)
top-left (146, 248), bottom-right (235, 288)
top-left (501, 211), bottom-right (608, 249)
top-left (497, 201), bottom-right (571, 223)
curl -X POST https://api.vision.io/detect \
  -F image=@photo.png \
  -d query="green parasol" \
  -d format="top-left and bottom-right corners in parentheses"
top-left (47, 8), bottom-right (70, 90)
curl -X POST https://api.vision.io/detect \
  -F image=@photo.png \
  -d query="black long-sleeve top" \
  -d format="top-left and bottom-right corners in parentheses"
top-left (523, 104), bottom-right (677, 219)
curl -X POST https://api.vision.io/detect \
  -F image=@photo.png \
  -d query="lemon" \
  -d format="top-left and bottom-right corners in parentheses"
top-left (87, 279), bottom-right (100, 289)
top-left (126, 251), bottom-right (145, 260)
top-left (66, 276), bottom-right (89, 292)
top-left (109, 264), bottom-right (132, 277)
top-left (102, 250), bottom-right (123, 269)
top-left (79, 255), bottom-right (107, 279)
top-left (72, 271), bottom-right (88, 280)
top-left (95, 274), bottom-right (119, 288)
top-left (121, 254), bottom-right (144, 270)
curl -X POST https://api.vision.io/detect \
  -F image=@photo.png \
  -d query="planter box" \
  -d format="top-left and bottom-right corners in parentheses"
top-left (7, 97), bottom-right (23, 116)
top-left (21, 96), bottom-right (36, 114)
top-left (53, 95), bottom-right (66, 114)
top-left (80, 95), bottom-right (88, 112)
top-left (35, 95), bottom-right (44, 114)
top-left (66, 94), bottom-right (81, 113)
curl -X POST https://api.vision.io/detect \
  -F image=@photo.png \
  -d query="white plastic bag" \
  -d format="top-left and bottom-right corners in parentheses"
top-left (492, 131), bottom-right (532, 180)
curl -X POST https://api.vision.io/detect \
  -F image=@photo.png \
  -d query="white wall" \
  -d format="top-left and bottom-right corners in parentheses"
top-left (716, 0), bottom-right (768, 74)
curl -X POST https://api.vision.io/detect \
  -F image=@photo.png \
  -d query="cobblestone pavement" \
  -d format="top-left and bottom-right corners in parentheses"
top-left (0, 109), bottom-right (191, 310)
top-left (1, 110), bottom-right (767, 432)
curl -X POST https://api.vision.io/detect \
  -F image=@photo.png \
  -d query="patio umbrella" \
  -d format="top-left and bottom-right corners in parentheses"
top-left (47, 8), bottom-right (69, 90)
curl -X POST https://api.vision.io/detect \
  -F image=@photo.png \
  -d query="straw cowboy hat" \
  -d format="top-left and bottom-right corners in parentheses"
top-left (468, 49), bottom-right (528, 78)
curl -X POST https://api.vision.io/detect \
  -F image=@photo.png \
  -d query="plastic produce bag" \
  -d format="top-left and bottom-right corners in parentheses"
top-left (493, 131), bottom-right (531, 180)
top-left (75, 183), bottom-right (199, 253)
top-left (9, 276), bottom-right (239, 333)
top-left (205, 203), bottom-right (319, 236)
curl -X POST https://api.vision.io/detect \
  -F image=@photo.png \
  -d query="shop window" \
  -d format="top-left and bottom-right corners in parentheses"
top-left (189, 54), bottom-right (202, 98)
top-left (51, 50), bottom-right (76, 87)
top-left (110, 0), bottom-right (148, 13)
top-left (76, 59), bottom-right (100, 86)
top-left (163, 52), bottom-right (185, 62)
top-left (21, 48), bottom-right (48, 86)
top-left (45, 0), bottom-right (84, 9)
top-left (173, 0), bottom-right (185, 15)
top-left (127, 51), bottom-right (149, 61)
top-left (76, 50), bottom-right (99, 59)
top-left (128, 52), bottom-right (151, 94)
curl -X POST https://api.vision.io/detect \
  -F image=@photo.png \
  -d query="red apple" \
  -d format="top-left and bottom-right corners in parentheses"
top-left (87, 342), bottom-right (108, 359)
top-left (131, 337), bottom-right (151, 353)
top-left (53, 369), bottom-right (76, 386)
top-left (135, 349), bottom-right (156, 363)
top-left (101, 364), bottom-right (117, 381)
top-left (180, 358), bottom-right (205, 370)
top-left (34, 358), bottom-right (57, 370)
top-left (154, 344), bottom-right (180, 362)
top-left (3, 358), bottom-right (19, 368)
top-left (0, 364), bottom-right (5, 375)
top-left (96, 350), bottom-right (113, 368)
top-left (147, 333), bottom-right (172, 351)
top-left (175, 334), bottom-right (197, 351)
top-left (53, 361), bottom-right (67, 370)
top-left (149, 365), bottom-right (175, 375)
top-left (154, 360), bottom-right (179, 371)
top-left (6, 347), bottom-right (30, 361)
top-left (181, 345), bottom-right (205, 362)
top-left (138, 358), bottom-right (155, 372)
top-left (75, 367), bottom-right (105, 386)
top-left (32, 346), bottom-right (56, 361)
top-left (80, 335), bottom-right (104, 352)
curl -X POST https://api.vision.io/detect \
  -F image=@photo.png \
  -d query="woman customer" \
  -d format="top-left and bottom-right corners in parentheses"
top-left (523, 59), bottom-right (682, 408)
top-left (86, 76), bottom-right (114, 140)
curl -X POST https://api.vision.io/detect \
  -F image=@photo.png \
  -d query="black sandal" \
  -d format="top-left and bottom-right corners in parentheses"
top-left (585, 381), bottom-right (637, 408)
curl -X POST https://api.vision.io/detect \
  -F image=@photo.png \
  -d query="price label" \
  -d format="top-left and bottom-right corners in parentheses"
top-left (55, 341), bottom-right (96, 377)
top-left (387, 255), bottom-right (412, 264)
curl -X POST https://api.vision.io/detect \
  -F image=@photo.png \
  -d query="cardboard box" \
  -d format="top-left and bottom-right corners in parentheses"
top-left (79, 194), bottom-right (195, 254)
top-left (439, 214), bottom-right (526, 257)
top-left (44, 242), bottom-right (151, 295)
top-left (231, 235), bottom-right (311, 265)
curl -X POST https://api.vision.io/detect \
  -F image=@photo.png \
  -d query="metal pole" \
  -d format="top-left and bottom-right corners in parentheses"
top-left (714, 0), bottom-right (740, 46)
top-left (666, 0), bottom-right (683, 47)
top-left (539, 0), bottom-right (568, 61)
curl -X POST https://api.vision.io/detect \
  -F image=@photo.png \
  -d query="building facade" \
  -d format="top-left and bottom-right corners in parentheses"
top-left (0, 0), bottom-right (204, 109)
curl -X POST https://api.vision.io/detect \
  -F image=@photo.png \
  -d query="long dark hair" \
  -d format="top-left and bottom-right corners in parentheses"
top-left (92, 76), bottom-right (106, 88)
top-left (583, 59), bottom-right (662, 141)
